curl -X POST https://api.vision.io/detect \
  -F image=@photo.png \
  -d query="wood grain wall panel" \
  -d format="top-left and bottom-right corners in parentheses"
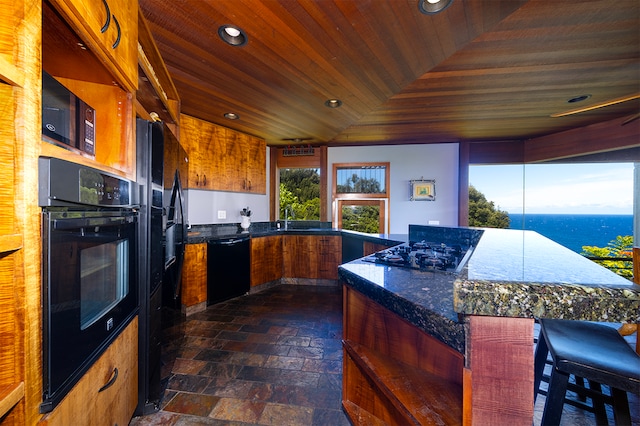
top-left (468, 315), bottom-right (534, 426)
top-left (0, 84), bottom-right (15, 235)
top-left (525, 116), bottom-right (640, 162)
top-left (0, 254), bottom-right (17, 386)
top-left (469, 140), bottom-right (525, 165)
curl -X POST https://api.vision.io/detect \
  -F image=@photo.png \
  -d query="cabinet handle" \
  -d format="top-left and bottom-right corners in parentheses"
top-left (248, 180), bottom-right (252, 190)
top-left (100, 0), bottom-right (111, 33)
top-left (203, 174), bottom-right (207, 186)
top-left (111, 15), bottom-right (121, 49)
top-left (196, 174), bottom-right (200, 186)
top-left (98, 367), bottom-right (118, 393)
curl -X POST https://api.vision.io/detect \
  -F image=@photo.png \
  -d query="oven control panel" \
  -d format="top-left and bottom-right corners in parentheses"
top-left (38, 157), bottom-right (139, 208)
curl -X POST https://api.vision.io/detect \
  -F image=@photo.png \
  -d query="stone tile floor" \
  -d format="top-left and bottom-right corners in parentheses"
top-left (130, 284), bottom-right (639, 426)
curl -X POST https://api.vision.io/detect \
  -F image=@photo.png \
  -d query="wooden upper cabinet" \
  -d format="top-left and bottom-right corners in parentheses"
top-left (181, 114), bottom-right (266, 193)
top-left (182, 114), bottom-right (225, 190)
top-left (48, 0), bottom-right (138, 92)
top-left (243, 134), bottom-right (266, 194)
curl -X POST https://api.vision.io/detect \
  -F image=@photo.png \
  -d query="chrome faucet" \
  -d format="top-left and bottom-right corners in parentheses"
top-left (284, 205), bottom-right (294, 230)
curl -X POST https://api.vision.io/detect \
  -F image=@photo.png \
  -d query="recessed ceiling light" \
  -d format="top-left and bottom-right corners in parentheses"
top-left (325, 99), bottom-right (342, 108)
top-left (567, 94), bottom-right (591, 103)
top-left (224, 112), bottom-right (239, 120)
top-left (418, 0), bottom-right (453, 14)
top-left (218, 25), bottom-right (247, 46)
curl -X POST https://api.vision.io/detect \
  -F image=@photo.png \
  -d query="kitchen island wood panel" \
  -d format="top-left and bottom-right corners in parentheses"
top-left (343, 287), bottom-right (464, 425)
top-left (466, 315), bottom-right (534, 425)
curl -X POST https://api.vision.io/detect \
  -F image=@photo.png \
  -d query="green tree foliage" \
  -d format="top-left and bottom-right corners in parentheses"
top-left (337, 174), bottom-right (382, 193)
top-left (342, 205), bottom-right (380, 233)
top-left (581, 235), bottom-right (633, 280)
top-left (279, 169), bottom-right (320, 220)
top-left (468, 185), bottom-right (510, 228)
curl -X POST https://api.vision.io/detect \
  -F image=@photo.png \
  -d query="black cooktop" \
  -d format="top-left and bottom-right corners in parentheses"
top-left (363, 241), bottom-right (472, 273)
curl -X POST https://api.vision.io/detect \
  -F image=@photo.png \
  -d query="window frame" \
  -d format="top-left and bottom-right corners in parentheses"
top-left (332, 162), bottom-right (390, 232)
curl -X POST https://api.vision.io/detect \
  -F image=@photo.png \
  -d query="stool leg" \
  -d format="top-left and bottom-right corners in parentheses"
top-left (541, 368), bottom-right (570, 426)
top-left (611, 388), bottom-right (631, 426)
top-left (586, 380), bottom-right (608, 425)
top-left (534, 333), bottom-right (549, 404)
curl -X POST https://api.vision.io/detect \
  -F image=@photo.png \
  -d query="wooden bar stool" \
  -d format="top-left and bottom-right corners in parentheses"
top-left (533, 318), bottom-right (640, 425)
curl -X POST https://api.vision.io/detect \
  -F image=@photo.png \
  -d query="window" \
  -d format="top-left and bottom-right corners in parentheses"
top-left (279, 168), bottom-right (320, 220)
top-left (469, 162), bottom-right (637, 279)
top-left (333, 162), bottom-right (390, 233)
top-left (273, 146), bottom-right (327, 221)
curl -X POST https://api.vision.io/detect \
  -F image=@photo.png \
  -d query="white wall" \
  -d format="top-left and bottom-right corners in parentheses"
top-left (186, 143), bottom-right (461, 233)
top-left (186, 147), bottom-right (271, 225)
top-left (328, 144), bottom-right (460, 234)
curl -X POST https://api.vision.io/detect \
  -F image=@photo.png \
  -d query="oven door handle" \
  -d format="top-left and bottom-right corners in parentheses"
top-left (51, 215), bottom-right (136, 230)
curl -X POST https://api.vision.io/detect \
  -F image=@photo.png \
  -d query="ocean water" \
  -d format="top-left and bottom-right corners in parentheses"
top-left (508, 214), bottom-right (633, 253)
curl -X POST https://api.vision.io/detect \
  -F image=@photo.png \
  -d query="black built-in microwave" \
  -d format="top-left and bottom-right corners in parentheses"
top-left (42, 71), bottom-right (96, 157)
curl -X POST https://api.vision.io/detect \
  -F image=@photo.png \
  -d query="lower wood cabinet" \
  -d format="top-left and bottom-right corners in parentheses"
top-left (282, 235), bottom-right (341, 280)
top-left (181, 243), bottom-right (207, 308)
top-left (39, 317), bottom-right (138, 426)
top-left (250, 235), bottom-right (283, 287)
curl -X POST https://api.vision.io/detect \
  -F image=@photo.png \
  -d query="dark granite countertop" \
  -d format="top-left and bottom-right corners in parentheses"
top-left (186, 222), bottom-right (405, 246)
top-left (454, 228), bottom-right (640, 323)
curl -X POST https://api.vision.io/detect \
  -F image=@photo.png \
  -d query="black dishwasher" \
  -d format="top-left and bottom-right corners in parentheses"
top-left (207, 236), bottom-right (251, 305)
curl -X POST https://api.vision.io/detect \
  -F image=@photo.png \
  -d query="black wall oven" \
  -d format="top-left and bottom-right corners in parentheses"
top-left (39, 157), bottom-right (139, 413)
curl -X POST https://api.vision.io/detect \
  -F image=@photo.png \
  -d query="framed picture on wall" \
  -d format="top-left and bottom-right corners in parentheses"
top-left (410, 179), bottom-right (435, 201)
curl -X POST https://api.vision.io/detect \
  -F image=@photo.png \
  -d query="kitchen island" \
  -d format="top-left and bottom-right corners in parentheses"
top-left (338, 225), bottom-right (639, 425)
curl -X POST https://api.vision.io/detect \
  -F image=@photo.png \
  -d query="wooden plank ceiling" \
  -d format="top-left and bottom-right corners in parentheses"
top-left (139, 0), bottom-right (640, 147)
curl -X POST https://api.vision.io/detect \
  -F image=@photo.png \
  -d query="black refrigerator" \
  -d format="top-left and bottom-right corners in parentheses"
top-left (136, 119), bottom-right (188, 415)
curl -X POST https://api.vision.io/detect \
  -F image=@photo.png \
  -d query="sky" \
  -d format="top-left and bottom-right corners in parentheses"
top-left (469, 162), bottom-right (635, 215)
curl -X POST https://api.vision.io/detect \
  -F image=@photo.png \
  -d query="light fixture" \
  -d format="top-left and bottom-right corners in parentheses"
top-left (324, 99), bottom-right (342, 108)
top-left (218, 25), bottom-right (247, 46)
top-left (418, 0), bottom-right (453, 15)
top-left (224, 112), bottom-right (239, 120)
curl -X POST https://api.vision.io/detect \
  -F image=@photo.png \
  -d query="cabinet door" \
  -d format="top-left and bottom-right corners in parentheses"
top-left (317, 236), bottom-right (342, 279)
top-left (251, 235), bottom-right (283, 286)
top-left (181, 114), bottom-right (225, 190)
top-left (283, 235), bottom-right (321, 278)
top-left (48, 0), bottom-right (138, 90)
top-left (40, 317), bottom-right (138, 426)
top-left (244, 134), bottom-right (266, 194)
top-left (224, 131), bottom-right (265, 193)
top-left (181, 243), bottom-right (207, 307)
